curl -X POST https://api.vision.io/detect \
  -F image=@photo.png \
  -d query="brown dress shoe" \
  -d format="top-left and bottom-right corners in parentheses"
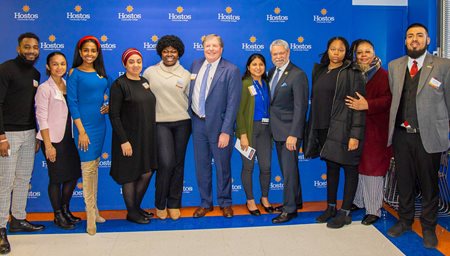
top-left (193, 207), bottom-right (213, 218)
top-left (221, 206), bottom-right (233, 218)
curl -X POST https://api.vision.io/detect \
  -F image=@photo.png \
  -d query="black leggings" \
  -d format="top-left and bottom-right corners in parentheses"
top-left (48, 179), bottom-right (78, 211)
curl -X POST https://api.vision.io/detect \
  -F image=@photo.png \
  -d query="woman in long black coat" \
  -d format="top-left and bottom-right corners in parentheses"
top-left (306, 37), bottom-right (365, 229)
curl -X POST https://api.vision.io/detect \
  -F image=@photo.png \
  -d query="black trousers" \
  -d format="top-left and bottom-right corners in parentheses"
top-left (393, 128), bottom-right (441, 229)
top-left (318, 129), bottom-right (358, 210)
top-left (275, 140), bottom-right (301, 214)
top-left (155, 119), bottom-right (191, 210)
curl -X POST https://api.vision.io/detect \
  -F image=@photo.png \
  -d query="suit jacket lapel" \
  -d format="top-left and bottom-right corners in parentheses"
top-left (207, 59), bottom-right (225, 98)
top-left (417, 54), bottom-right (434, 94)
top-left (272, 63), bottom-right (292, 101)
top-left (396, 57), bottom-right (408, 96)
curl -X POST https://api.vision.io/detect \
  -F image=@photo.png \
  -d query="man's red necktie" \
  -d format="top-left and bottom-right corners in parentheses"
top-left (410, 60), bottom-right (418, 78)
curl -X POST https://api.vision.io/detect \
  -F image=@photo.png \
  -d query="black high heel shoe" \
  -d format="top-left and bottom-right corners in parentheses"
top-left (246, 203), bottom-right (261, 216)
top-left (260, 199), bottom-right (275, 213)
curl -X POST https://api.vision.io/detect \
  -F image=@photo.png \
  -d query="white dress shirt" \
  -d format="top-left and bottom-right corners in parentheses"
top-left (191, 57), bottom-right (221, 117)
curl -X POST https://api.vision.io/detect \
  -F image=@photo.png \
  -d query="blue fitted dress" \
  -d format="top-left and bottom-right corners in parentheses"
top-left (67, 68), bottom-right (111, 162)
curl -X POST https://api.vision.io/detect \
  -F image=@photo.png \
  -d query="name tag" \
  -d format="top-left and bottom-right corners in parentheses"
top-left (428, 77), bottom-right (441, 89)
top-left (248, 85), bottom-right (257, 96)
top-left (190, 74), bottom-right (197, 80)
top-left (142, 82), bottom-right (150, 89)
top-left (33, 80), bottom-right (39, 87)
top-left (176, 79), bottom-right (185, 89)
top-left (261, 118), bottom-right (269, 124)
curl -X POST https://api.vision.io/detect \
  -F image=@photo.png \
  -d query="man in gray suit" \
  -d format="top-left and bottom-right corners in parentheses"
top-left (387, 23), bottom-right (450, 248)
top-left (268, 39), bottom-right (309, 224)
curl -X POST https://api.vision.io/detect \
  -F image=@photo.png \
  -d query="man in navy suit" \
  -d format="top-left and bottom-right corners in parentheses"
top-left (268, 39), bottom-right (309, 224)
top-left (188, 34), bottom-right (241, 218)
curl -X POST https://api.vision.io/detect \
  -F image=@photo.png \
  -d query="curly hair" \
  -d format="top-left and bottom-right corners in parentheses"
top-left (156, 35), bottom-right (185, 58)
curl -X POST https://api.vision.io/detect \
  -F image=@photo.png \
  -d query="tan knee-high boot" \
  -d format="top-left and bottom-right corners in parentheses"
top-left (92, 158), bottom-right (105, 223)
top-left (81, 160), bottom-right (97, 235)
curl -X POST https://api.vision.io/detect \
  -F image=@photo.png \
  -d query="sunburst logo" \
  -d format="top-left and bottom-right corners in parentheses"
top-left (100, 35), bottom-right (108, 42)
top-left (151, 35), bottom-right (158, 42)
top-left (104, 94), bottom-right (108, 101)
top-left (102, 152), bottom-right (109, 159)
top-left (77, 182), bottom-right (83, 189)
top-left (275, 176), bottom-right (282, 182)
top-left (67, 5), bottom-right (90, 21)
top-left (22, 5), bottom-right (30, 12)
top-left (274, 7), bottom-right (282, 15)
top-left (225, 6), bottom-right (232, 14)
top-left (41, 34), bottom-right (64, 50)
top-left (313, 173), bottom-right (328, 188)
top-left (290, 36), bottom-right (312, 52)
top-left (118, 5), bottom-right (142, 21)
top-left (169, 6), bottom-right (191, 22)
top-left (321, 174), bottom-right (327, 180)
top-left (267, 6), bottom-right (288, 22)
top-left (314, 8), bottom-right (335, 23)
top-left (201, 35), bottom-right (206, 42)
top-left (74, 5), bottom-right (82, 12)
top-left (126, 5), bottom-right (134, 13)
top-left (218, 6), bottom-right (240, 22)
top-left (144, 34), bottom-right (158, 50)
top-left (242, 35), bottom-right (264, 51)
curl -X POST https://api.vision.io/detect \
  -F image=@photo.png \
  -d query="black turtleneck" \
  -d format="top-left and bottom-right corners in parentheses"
top-left (0, 56), bottom-right (40, 134)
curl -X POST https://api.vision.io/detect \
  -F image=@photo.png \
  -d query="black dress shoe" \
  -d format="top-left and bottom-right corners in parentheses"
top-left (0, 228), bottom-right (10, 255)
top-left (54, 210), bottom-right (75, 230)
top-left (126, 213), bottom-right (150, 224)
top-left (327, 210), bottom-right (352, 229)
top-left (361, 214), bottom-right (379, 225)
top-left (274, 205), bottom-right (283, 213)
top-left (61, 204), bottom-right (81, 224)
top-left (316, 205), bottom-right (336, 223)
top-left (350, 204), bottom-right (362, 212)
top-left (423, 229), bottom-right (438, 248)
top-left (139, 209), bottom-right (154, 218)
top-left (8, 216), bottom-right (45, 232)
top-left (246, 203), bottom-right (261, 216)
top-left (259, 199), bottom-right (274, 213)
top-left (387, 221), bottom-right (411, 237)
top-left (272, 212), bottom-right (297, 224)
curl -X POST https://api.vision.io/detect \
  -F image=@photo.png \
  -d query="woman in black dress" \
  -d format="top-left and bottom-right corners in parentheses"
top-left (35, 52), bottom-right (81, 229)
top-left (109, 48), bottom-right (157, 224)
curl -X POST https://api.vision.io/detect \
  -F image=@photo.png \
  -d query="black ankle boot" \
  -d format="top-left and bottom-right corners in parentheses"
top-left (0, 228), bottom-right (10, 254)
top-left (54, 210), bottom-right (75, 230)
top-left (327, 209), bottom-right (352, 229)
top-left (61, 204), bottom-right (81, 224)
top-left (316, 205), bottom-right (337, 223)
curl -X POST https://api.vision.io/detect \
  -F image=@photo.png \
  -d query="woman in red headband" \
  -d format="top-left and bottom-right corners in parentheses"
top-left (67, 35), bottom-right (111, 235)
top-left (109, 48), bottom-right (157, 224)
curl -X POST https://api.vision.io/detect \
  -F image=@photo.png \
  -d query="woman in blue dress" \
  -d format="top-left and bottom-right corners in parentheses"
top-left (67, 36), bottom-right (110, 235)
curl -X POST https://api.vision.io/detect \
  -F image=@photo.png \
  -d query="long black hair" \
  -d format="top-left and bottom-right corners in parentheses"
top-left (71, 37), bottom-right (107, 78)
top-left (242, 53), bottom-right (268, 82)
top-left (319, 36), bottom-right (351, 65)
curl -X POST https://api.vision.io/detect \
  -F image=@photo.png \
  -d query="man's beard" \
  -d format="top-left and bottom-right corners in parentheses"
top-left (19, 53), bottom-right (39, 65)
top-left (406, 47), bottom-right (427, 59)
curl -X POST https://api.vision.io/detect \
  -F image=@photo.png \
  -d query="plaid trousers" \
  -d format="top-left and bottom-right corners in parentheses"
top-left (0, 129), bottom-right (36, 228)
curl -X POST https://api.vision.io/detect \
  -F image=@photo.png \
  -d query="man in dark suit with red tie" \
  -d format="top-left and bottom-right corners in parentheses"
top-left (268, 39), bottom-right (309, 224)
top-left (387, 23), bottom-right (450, 249)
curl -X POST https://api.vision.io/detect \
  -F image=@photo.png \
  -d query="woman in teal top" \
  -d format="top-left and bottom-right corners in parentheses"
top-left (67, 35), bottom-right (110, 236)
top-left (236, 53), bottom-right (274, 216)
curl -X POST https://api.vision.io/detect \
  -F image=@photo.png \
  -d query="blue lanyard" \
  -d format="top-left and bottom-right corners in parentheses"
top-left (253, 80), bottom-right (269, 116)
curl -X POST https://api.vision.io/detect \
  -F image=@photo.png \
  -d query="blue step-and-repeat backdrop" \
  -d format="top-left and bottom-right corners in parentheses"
top-left (0, 0), bottom-right (411, 212)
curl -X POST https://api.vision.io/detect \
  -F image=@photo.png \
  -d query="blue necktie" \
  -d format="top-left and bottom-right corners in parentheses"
top-left (271, 68), bottom-right (281, 99)
top-left (199, 63), bottom-right (211, 117)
